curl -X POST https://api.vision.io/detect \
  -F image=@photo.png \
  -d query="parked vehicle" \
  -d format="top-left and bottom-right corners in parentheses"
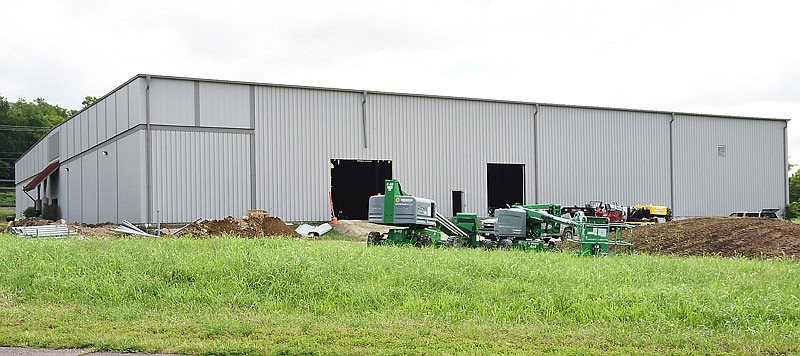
top-left (729, 209), bottom-right (780, 219)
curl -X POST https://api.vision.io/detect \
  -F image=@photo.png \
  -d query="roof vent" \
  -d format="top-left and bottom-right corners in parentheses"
top-left (717, 145), bottom-right (726, 157)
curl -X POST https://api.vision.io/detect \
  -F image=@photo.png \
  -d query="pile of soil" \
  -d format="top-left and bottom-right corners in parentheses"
top-left (6, 217), bottom-right (56, 227)
top-left (177, 216), bottom-right (300, 238)
top-left (631, 217), bottom-right (800, 258)
top-left (331, 220), bottom-right (391, 242)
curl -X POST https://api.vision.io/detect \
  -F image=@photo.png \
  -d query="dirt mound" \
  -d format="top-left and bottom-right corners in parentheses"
top-left (331, 220), bottom-right (391, 241)
top-left (7, 217), bottom-right (56, 227)
top-left (631, 217), bottom-right (800, 258)
top-left (178, 216), bottom-right (300, 238)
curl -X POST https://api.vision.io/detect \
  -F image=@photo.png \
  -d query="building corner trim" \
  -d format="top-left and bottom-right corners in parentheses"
top-left (669, 113), bottom-right (676, 217)
top-left (145, 75), bottom-right (153, 223)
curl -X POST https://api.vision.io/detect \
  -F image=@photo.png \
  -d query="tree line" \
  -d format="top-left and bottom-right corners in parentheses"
top-left (788, 168), bottom-right (800, 219)
top-left (0, 95), bottom-right (96, 186)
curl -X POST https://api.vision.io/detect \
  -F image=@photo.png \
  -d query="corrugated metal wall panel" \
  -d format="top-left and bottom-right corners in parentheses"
top-left (199, 82), bottom-right (250, 128)
top-left (81, 151), bottom-right (99, 223)
top-left (14, 157), bottom-right (21, 183)
top-left (65, 159), bottom-right (82, 223)
top-left (537, 106), bottom-right (672, 207)
top-left (66, 119), bottom-right (75, 159)
top-left (78, 111), bottom-right (87, 152)
top-left (149, 78), bottom-right (195, 126)
top-left (56, 165), bottom-right (66, 219)
top-left (48, 130), bottom-right (60, 161)
top-left (673, 115), bottom-right (785, 216)
top-left (14, 76), bottom-right (145, 221)
top-left (15, 183), bottom-right (25, 216)
top-left (254, 87), bottom-right (535, 220)
top-left (105, 94), bottom-right (117, 137)
top-left (97, 141), bottom-right (118, 223)
top-left (13, 76), bottom-right (789, 223)
top-left (88, 106), bottom-right (98, 148)
top-left (97, 99), bottom-right (108, 142)
top-left (115, 85), bottom-right (129, 134)
top-left (255, 87), bottom-right (364, 220)
top-left (128, 78), bottom-right (145, 128)
top-left (150, 130), bottom-right (251, 223)
top-left (367, 94), bottom-right (535, 217)
top-left (117, 131), bottom-right (146, 223)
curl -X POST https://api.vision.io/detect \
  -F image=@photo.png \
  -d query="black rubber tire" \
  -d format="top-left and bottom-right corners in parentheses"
top-left (367, 231), bottom-right (380, 245)
top-left (416, 235), bottom-right (433, 248)
top-left (480, 240), bottom-right (495, 250)
top-left (562, 229), bottom-right (574, 242)
top-left (447, 236), bottom-right (463, 248)
top-left (499, 239), bottom-right (513, 249)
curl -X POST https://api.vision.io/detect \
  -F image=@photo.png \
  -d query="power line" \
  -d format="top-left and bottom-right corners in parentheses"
top-left (0, 125), bottom-right (52, 131)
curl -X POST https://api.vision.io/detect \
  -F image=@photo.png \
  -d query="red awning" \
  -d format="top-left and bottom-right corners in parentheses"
top-left (22, 160), bottom-right (60, 192)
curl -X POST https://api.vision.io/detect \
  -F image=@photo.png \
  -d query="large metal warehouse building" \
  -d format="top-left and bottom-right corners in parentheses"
top-left (15, 74), bottom-right (789, 224)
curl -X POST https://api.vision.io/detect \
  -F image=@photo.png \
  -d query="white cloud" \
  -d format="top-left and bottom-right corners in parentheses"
top-left (1, 0), bottom-right (798, 163)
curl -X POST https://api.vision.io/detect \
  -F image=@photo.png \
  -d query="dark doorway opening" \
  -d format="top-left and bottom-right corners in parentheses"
top-left (487, 163), bottom-right (524, 214)
top-left (452, 191), bottom-right (464, 215)
top-left (330, 159), bottom-right (392, 220)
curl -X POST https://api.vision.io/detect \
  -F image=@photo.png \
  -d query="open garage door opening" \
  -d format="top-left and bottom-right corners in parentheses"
top-left (330, 159), bottom-right (392, 220)
top-left (487, 163), bottom-right (524, 214)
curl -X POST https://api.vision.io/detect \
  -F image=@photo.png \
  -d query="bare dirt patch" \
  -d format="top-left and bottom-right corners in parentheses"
top-left (331, 220), bottom-right (391, 242)
top-left (631, 217), bottom-right (800, 258)
top-left (177, 216), bottom-right (300, 238)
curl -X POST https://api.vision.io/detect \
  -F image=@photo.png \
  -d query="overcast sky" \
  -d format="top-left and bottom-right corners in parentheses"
top-left (2, 0), bottom-right (799, 170)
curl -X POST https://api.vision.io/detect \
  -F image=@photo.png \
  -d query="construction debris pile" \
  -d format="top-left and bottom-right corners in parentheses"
top-left (5, 218), bottom-right (118, 237)
top-left (631, 217), bottom-right (800, 258)
top-left (176, 216), bottom-right (300, 238)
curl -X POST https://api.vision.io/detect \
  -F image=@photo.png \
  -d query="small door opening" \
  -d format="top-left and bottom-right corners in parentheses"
top-left (452, 191), bottom-right (464, 215)
top-left (330, 159), bottom-right (392, 220)
top-left (487, 163), bottom-right (524, 214)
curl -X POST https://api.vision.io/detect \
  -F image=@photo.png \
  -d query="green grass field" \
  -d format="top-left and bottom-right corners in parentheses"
top-left (0, 192), bottom-right (14, 207)
top-left (0, 234), bottom-right (798, 355)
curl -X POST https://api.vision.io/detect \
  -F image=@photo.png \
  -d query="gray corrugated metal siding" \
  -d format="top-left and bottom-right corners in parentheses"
top-left (537, 106), bottom-right (672, 207)
top-left (673, 115), bottom-right (785, 216)
top-left (151, 130), bottom-right (251, 223)
top-left (13, 75), bottom-right (789, 223)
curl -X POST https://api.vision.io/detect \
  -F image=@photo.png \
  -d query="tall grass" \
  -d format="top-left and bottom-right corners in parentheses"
top-left (0, 192), bottom-right (14, 207)
top-left (0, 234), bottom-right (798, 355)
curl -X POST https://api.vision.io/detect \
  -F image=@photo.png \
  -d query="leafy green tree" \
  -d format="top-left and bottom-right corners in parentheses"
top-left (81, 96), bottom-right (98, 107)
top-left (0, 95), bottom-right (71, 183)
top-left (790, 169), bottom-right (800, 204)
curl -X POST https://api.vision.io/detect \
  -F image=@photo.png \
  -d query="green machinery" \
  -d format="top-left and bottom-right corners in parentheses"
top-left (491, 204), bottom-right (568, 250)
top-left (367, 179), bottom-right (469, 246)
top-left (367, 179), bottom-right (633, 255)
top-left (493, 204), bottom-right (633, 255)
top-left (561, 213), bottom-right (634, 256)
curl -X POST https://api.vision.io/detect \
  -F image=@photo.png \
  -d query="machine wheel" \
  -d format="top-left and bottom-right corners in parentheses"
top-left (498, 239), bottom-right (513, 249)
top-left (562, 229), bottom-right (574, 242)
top-left (480, 240), bottom-right (495, 250)
top-left (367, 231), bottom-right (381, 245)
top-left (415, 235), bottom-right (433, 248)
top-left (591, 243), bottom-right (602, 255)
top-left (447, 236), bottom-right (463, 248)
top-left (665, 215), bottom-right (673, 222)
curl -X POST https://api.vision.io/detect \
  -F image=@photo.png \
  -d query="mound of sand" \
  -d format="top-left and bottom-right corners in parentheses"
top-left (330, 220), bottom-right (391, 241)
top-left (631, 217), bottom-right (800, 258)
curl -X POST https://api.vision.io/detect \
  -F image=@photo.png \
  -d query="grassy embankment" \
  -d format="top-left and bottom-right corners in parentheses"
top-left (0, 191), bottom-right (15, 230)
top-left (0, 234), bottom-right (798, 355)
